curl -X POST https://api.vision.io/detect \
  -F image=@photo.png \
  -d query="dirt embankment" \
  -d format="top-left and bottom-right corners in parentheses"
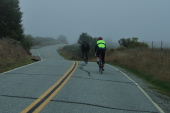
top-left (0, 38), bottom-right (36, 73)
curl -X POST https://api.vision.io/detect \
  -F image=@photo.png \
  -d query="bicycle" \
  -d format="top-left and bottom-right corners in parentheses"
top-left (83, 51), bottom-right (88, 64)
top-left (98, 55), bottom-right (103, 74)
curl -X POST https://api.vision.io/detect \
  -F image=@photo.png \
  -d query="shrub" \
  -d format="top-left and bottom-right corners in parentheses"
top-left (118, 37), bottom-right (149, 48)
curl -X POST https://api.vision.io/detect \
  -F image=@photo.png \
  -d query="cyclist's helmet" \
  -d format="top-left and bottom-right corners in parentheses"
top-left (98, 37), bottom-right (103, 40)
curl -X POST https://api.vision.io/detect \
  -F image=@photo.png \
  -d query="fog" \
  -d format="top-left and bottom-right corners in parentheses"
top-left (19, 0), bottom-right (170, 44)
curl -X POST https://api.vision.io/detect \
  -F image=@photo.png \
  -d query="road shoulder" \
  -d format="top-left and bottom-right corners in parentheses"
top-left (114, 66), bottom-right (170, 113)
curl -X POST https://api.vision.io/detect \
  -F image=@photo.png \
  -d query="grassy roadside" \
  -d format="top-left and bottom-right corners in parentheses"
top-left (108, 62), bottom-right (170, 97)
top-left (0, 59), bottom-right (35, 74)
top-left (106, 49), bottom-right (170, 97)
top-left (0, 38), bottom-right (38, 74)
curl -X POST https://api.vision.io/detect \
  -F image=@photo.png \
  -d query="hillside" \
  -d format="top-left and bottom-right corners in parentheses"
top-left (0, 38), bottom-right (35, 73)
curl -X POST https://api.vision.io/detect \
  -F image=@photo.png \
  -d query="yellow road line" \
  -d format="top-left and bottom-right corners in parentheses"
top-left (21, 61), bottom-right (78, 113)
top-left (47, 50), bottom-right (56, 60)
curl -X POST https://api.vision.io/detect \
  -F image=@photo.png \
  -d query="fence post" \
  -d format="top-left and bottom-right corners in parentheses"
top-left (152, 41), bottom-right (153, 50)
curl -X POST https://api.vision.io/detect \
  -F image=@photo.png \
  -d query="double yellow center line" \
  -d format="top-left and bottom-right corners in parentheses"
top-left (21, 61), bottom-right (78, 113)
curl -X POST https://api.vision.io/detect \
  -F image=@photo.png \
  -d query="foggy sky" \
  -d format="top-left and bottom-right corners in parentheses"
top-left (19, 0), bottom-right (170, 44)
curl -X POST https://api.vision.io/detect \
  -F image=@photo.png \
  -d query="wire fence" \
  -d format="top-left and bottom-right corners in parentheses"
top-left (145, 41), bottom-right (170, 50)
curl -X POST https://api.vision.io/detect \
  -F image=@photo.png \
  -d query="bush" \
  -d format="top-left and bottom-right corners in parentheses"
top-left (21, 35), bottom-right (33, 52)
top-left (118, 37), bottom-right (149, 48)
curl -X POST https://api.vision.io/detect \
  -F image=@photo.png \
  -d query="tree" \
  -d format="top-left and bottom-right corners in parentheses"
top-left (21, 35), bottom-right (33, 52)
top-left (77, 33), bottom-right (93, 45)
top-left (0, 0), bottom-right (23, 40)
top-left (77, 33), bottom-right (97, 56)
top-left (57, 35), bottom-right (68, 44)
top-left (118, 37), bottom-right (149, 48)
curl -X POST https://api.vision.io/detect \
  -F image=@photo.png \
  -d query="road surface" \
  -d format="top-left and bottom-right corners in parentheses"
top-left (0, 44), bottom-right (164, 113)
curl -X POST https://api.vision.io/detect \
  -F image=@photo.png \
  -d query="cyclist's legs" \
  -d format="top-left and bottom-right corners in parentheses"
top-left (96, 49), bottom-right (101, 64)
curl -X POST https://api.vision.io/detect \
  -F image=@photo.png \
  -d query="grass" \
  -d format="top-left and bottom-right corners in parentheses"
top-left (0, 37), bottom-right (57, 74)
top-left (108, 62), bottom-right (170, 96)
top-left (106, 48), bottom-right (170, 96)
top-left (0, 59), bottom-right (35, 74)
top-left (0, 38), bottom-right (36, 74)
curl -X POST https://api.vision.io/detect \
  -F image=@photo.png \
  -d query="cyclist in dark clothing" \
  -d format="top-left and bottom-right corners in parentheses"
top-left (81, 41), bottom-right (90, 63)
top-left (95, 37), bottom-right (106, 70)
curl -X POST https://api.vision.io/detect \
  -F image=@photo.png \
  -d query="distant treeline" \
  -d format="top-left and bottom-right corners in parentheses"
top-left (24, 34), bottom-right (69, 49)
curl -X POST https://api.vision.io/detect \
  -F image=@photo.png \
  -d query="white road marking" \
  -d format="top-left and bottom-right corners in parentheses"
top-left (0, 60), bottom-right (46, 75)
top-left (107, 64), bottom-right (165, 113)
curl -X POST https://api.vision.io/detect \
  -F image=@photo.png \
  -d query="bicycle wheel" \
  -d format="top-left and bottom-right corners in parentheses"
top-left (100, 64), bottom-right (103, 74)
top-left (99, 59), bottom-right (103, 74)
top-left (98, 59), bottom-right (101, 71)
top-left (84, 57), bottom-right (87, 64)
top-left (86, 56), bottom-right (88, 64)
top-left (99, 65), bottom-right (101, 72)
top-left (84, 52), bottom-right (88, 64)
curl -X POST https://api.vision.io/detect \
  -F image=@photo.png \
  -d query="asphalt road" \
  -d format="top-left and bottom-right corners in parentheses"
top-left (0, 44), bottom-right (165, 113)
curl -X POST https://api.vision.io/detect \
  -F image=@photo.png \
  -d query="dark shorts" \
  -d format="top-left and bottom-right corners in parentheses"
top-left (96, 49), bottom-right (106, 64)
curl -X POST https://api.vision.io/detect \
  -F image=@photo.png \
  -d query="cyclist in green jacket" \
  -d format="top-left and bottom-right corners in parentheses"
top-left (95, 37), bottom-right (106, 70)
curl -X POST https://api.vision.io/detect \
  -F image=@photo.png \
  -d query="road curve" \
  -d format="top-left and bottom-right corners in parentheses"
top-left (0, 44), bottom-right (164, 113)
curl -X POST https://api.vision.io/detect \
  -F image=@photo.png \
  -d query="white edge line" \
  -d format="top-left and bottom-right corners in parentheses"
top-left (38, 49), bottom-right (42, 60)
top-left (0, 60), bottom-right (46, 75)
top-left (106, 64), bottom-right (165, 113)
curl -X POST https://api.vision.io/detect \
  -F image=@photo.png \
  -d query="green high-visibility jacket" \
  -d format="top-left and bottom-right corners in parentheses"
top-left (97, 40), bottom-right (106, 49)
